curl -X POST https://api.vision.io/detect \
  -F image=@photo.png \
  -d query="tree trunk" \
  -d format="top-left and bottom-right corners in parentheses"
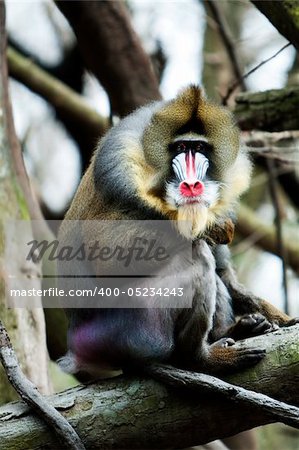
top-left (0, 2), bottom-right (51, 403)
top-left (56, 1), bottom-right (161, 117)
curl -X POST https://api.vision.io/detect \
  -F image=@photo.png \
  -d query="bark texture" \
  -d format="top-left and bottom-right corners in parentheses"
top-left (0, 325), bottom-right (298, 449)
top-left (0, 4), bottom-right (51, 403)
top-left (234, 87), bottom-right (299, 131)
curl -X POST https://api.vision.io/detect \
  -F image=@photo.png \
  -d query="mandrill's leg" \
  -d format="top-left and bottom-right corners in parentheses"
top-left (176, 240), bottom-right (266, 374)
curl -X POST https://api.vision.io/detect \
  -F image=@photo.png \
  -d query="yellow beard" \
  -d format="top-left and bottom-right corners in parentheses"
top-left (176, 204), bottom-right (208, 240)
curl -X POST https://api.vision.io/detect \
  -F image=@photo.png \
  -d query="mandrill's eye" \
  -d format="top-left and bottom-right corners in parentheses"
top-left (196, 141), bottom-right (211, 156)
top-left (177, 143), bottom-right (186, 152)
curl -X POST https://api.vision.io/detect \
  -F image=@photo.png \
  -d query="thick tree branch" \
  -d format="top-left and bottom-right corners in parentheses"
top-left (244, 129), bottom-right (299, 160)
top-left (8, 36), bottom-right (85, 94)
top-left (55, 1), bottom-right (161, 116)
top-left (234, 86), bottom-right (299, 131)
top-left (7, 47), bottom-right (108, 145)
top-left (252, 0), bottom-right (299, 51)
top-left (223, 42), bottom-right (291, 106)
top-left (8, 46), bottom-right (109, 171)
top-left (0, 320), bottom-right (85, 450)
top-left (0, 325), bottom-right (298, 449)
top-left (146, 365), bottom-right (299, 428)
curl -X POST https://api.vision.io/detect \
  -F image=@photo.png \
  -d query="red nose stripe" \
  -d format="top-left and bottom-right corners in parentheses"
top-left (185, 151), bottom-right (196, 179)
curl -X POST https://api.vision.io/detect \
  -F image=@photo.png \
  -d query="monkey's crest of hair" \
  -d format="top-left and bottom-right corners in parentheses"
top-left (142, 85), bottom-right (240, 178)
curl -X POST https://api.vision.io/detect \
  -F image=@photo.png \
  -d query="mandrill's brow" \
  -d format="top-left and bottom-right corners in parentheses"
top-left (168, 140), bottom-right (213, 155)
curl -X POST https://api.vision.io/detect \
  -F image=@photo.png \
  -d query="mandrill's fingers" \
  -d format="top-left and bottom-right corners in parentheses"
top-left (228, 313), bottom-right (276, 340)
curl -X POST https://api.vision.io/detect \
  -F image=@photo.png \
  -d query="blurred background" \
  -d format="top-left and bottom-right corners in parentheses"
top-left (4, 2), bottom-right (299, 448)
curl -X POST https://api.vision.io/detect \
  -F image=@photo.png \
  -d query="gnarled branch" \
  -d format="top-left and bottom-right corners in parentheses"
top-left (0, 325), bottom-right (298, 449)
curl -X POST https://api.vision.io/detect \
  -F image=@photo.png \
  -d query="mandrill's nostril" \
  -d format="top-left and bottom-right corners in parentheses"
top-left (180, 180), bottom-right (204, 197)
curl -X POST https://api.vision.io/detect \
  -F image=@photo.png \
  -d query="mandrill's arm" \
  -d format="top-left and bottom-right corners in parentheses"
top-left (206, 219), bottom-right (298, 328)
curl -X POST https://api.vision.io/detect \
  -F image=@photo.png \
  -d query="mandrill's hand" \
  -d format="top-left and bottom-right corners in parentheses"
top-left (227, 313), bottom-right (277, 341)
top-left (204, 218), bottom-right (235, 246)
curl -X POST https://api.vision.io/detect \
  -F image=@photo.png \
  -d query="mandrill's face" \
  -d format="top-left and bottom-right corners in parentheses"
top-left (164, 136), bottom-right (222, 240)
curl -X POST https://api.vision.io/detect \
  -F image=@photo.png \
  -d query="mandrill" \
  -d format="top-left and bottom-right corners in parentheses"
top-left (58, 86), bottom-right (297, 377)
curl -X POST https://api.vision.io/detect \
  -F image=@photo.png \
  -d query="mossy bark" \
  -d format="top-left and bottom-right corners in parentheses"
top-left (0, 325), bottom-right (298, 450)
top-left (0, 3), bottom-right (51, 403)
top-left (252, 1), bottom-right (299, 51)
top-left (234, 87), bottom-right (299, 131)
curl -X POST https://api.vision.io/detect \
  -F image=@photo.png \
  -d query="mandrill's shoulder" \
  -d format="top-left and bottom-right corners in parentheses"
top-left (64, 162), bottom-right (109, 221)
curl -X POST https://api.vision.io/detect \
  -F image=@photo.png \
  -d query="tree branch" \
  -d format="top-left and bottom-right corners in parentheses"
top-left (0, 320), bottom-right (86, 450)
top-left (0, 325), bottom-right (298, 449)
top-left (146, 364), bottom-right (299, 428)
top-left (223, 43), bottom-right (291, 106)
top-left (7, 47), bottom-right (108, 144)
top-left (234, 86), bottom-right (299, 131)
top-left (55, 1), bottom-right (161, 116)
top-left (251, 0), bottom-right (299, 51)
top-left (243, 129), bottom-right (299, 206)
top-left (266, 158), bottom-right (289, 314)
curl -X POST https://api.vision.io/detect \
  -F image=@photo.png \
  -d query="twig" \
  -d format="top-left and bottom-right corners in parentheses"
top-left (204, 0), bottom-right (246, 98)
top-left (266, 159), bottom-right (289, 315)
top-left (223, 42), bottom-right (291, 105)
top-left (0, 319), bottom-right (86, 450)
top-left (146, 364), bottom-right (299, 429)
top-left (243, 130), bottom-right (299, 209)
top-left (237, 203), bottom-right (299, 275)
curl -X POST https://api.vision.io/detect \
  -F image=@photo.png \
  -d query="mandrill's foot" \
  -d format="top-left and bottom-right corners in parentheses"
top-left (228, 313), bottom-right (276, 340)
top-left (279, 317), bottom-right (299, 327)
top-left (202, 337), bottom-right (266, 375)
top-left (259, 300), bottom-right (299, 328)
